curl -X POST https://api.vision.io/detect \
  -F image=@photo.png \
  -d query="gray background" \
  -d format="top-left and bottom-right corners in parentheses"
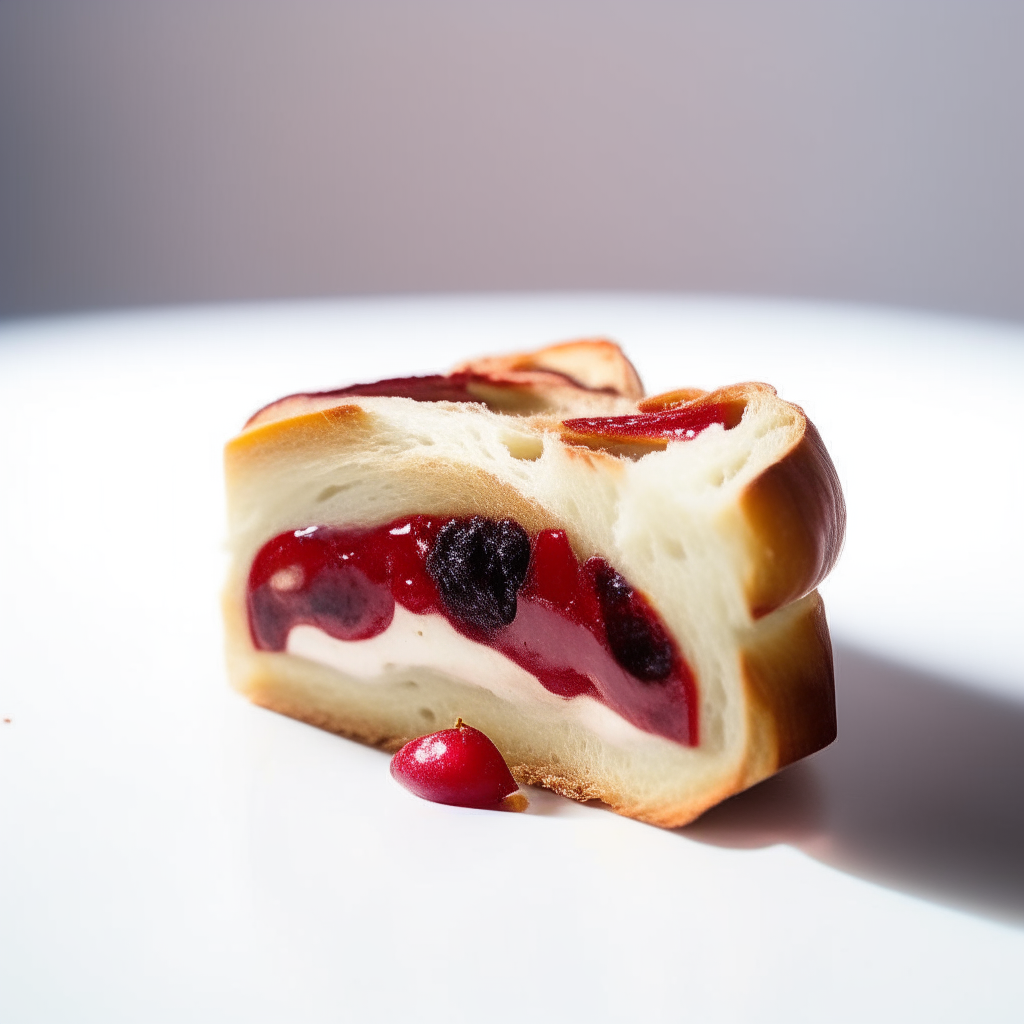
top-left (1, 0), bottom-right (1022, 322)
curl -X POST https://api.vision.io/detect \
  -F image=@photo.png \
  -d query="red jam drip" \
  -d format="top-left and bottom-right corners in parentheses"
top-left (247, 517), bottom-right (697, 745)
top-left (562, 400), bottom-right (740, 441)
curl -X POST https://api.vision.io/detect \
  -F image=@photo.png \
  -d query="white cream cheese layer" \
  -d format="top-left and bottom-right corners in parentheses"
top-left (286, 604), bottom-right (650, 746)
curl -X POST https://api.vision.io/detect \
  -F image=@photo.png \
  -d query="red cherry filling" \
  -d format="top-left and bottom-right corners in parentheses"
top-left (561, 398), bottom-right (745, 444)
top-left (247, 517), bottom-right (697, 745)
top-left (390, 720), bottom-right (522, 809)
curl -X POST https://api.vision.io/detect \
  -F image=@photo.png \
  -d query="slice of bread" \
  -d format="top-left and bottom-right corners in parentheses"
top-left (224, 339), bottom-right (844, 827)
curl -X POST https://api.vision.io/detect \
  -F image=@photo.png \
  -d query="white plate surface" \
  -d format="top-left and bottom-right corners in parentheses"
top-left (2, 296), bottom-right (1023, 1022)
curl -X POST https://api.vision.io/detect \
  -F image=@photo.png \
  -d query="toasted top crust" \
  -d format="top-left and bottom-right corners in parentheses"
top-left (247, 338), bottom-right (643, 429)
top-left (453, 338), bottom-right (645, 400)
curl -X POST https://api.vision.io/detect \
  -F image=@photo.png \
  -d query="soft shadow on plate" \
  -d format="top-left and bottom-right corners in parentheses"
top-left (685, 643), bottom-right (1024, 925)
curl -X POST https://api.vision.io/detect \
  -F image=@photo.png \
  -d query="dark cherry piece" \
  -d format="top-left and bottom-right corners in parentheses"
top-left (390, 720), bottom-right (523, 809)
top-left (426, 517), bottom-right (531, 630)
top-left (591, 561), bottom-right (674, 682)
top-left (247, 517), bottom-right (698, 745)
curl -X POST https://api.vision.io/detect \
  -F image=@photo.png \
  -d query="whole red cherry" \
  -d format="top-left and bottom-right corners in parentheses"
top-left (390, 719), bottom-right (526, 810)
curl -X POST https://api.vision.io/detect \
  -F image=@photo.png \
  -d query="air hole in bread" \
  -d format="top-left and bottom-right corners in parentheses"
top-left (722, 454), bottom-right (750, 483)
top-left (702, 451), bottom-right (752, 488)
top-left (418, 707), bottom-right (436, 724)
top-left (316, 483), bottom-right (350, 502)
top-left (609, 442), bottom-right (664, 462)
top-left (501, 433), bottom-right (544, 461)
top-left (661, 537), bottom-right (686, 561)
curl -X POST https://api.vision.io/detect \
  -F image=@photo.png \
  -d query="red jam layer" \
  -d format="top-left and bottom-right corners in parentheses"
top-left (248, 517), bottom-right (697, 745)
top-left (562, 400), bottom-right (742, 441)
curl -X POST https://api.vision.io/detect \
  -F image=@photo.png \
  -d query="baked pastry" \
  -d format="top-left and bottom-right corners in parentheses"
top-left (223, 339), bottom-right (844, 827)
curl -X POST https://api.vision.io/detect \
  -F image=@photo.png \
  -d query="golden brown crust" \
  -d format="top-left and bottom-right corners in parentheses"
top-left (738, 591), bottom-right (836, 780)
top-left (456, 338), bottom-right (644, 400)
top-left (243, 666), bottom-right (412, 753)
top-left (227, 403), bottom-right (371, 463)
top-left (637, 387), bottom-right (709, 410)
top-left (739, 416), bottom-right (846, 618)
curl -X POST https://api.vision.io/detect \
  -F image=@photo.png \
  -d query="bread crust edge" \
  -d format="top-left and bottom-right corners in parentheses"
top-left (739, 415), bottom-right (846, 618)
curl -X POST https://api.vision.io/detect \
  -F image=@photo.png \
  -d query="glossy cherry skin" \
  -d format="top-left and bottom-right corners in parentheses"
top-left (561, 399), bottom-right (741, 441)
top-left (390, 723), bottom-right (520, 809)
